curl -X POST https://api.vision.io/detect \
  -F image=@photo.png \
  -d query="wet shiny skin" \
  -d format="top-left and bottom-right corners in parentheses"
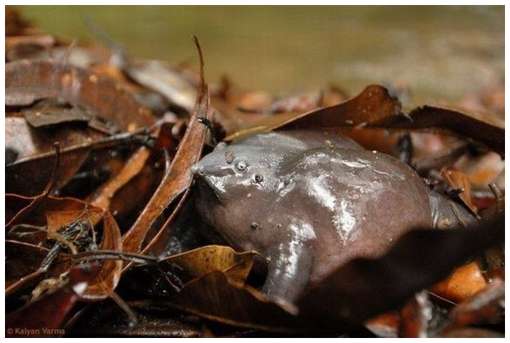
top-left (193, 130), bottom-right (437, 303)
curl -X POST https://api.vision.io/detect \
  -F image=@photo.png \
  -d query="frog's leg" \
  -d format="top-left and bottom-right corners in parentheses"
top-left (262, 240), bottom-right (314, 305)
top-left (429, 191), bottom-right (477, 229)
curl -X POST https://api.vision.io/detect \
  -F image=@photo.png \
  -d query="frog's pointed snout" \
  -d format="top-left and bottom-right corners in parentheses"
top-left (191, 163), bottom-right (203, 176)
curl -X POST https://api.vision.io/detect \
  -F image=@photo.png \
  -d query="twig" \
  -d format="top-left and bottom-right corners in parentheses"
top-left (110, 291), bottom-right (138, 327)
top-left (72, 250), bottom-right (159, 265)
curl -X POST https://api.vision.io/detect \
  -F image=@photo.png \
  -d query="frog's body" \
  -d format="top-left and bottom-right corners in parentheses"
top-left (192, 130), bottom-right (472, 303)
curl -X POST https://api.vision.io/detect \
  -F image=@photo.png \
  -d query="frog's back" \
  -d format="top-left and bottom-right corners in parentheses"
top-left (238, 129), bottom-right (363, 152)
top-left (277, 146), bottom-right (432, 284)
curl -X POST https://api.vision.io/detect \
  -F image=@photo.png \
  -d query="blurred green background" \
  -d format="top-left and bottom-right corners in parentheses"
top-left (21, 6), bottom-right (504, 103)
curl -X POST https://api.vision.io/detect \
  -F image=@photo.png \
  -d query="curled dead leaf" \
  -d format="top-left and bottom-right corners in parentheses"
top-left (226, 84), bottom-right (401, 141)
top-left (80, 211), bottom-right (123, 300)
top-left (122, 37), bottom-right (212, 257)
top-left (160, 245), bottom-right (258, 285)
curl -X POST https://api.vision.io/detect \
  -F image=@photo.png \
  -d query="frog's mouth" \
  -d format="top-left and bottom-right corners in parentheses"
top-left (194, 174), bottom-right (224, 205)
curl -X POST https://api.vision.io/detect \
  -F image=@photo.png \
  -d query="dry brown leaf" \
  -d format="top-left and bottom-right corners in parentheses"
top-left (81, 211), bottom-right (123, 300)
top-left (89, 146), bottom-right (151, 211)
top-left (122, 37), bottom-right (211, 256)
top-left (166, 271), bottom-right (302, 333)
top-left (369, 105), bottom-right (504, 156)
top-left (431, 262), bottom-right (487, 303)
top-left (441, 168), bottom-right (478, 215)
top-left (6, 263), bottom-right (99, 337)
top-left (226, 84), bottom-right (401, 141)
top-left (446, 277), bottom-right (504, 330)
top-left (161, 245), bottom-right (258, 285)
top-left (6, 59), bottom-right (155, 131)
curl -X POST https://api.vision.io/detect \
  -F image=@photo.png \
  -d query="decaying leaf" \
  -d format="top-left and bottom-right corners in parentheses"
top-left (5, 117), bottom-right (99, 195)
top-left (89, 147), bottom-right (151, 211)
top-left (6, 59), bottom-right (155, 131)
top-left (8, 195), bottom-right (103, 232)
top-left (4, 9), bottom-right (505, 337)
top-left (398, 291), bottom-right (431, 338)
top-left (6, 264), bottom-right (98, 337)
top-left (440, 168), bottom-right (478, 215)
top-left (226, 84), bottom-right (401, 141)
top-left (80, 211), bottom-right (123, 300)
top-left (122, 37), bottom-right (212, 256)
top-left (445, 277), bottom-right (504, 331)
top-left (166, 271), bottom-right (303, 333)
top-left (431, 261), bottom-right (487, 303)
top-left (160, 245), bottom-right (258, 285)
top-left (368, 105), bottom-right (505, 156)
top-left (126, 60), bottom-right (197, 112)
top-left (22, 99), bottom-right (92, 128)
top-left (296, 215), bottom-right (503, 330)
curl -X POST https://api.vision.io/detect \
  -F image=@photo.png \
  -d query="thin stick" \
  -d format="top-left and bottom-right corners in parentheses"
top-left (110, 291), bottom-right (138, 326)
top-left (72, 250), bottom-right (159, 265)
top-left (7, 128), bottom-right (153, 167)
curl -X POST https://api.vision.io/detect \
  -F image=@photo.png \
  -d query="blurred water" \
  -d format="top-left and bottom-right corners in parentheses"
top-left (21, 6), bottom-right (504, 103)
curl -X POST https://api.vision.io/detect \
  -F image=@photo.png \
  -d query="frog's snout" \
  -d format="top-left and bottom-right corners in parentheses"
top-left (191, 163), bottom-right (203, 176)
top-left (191, 161), bottom-right (217, 178)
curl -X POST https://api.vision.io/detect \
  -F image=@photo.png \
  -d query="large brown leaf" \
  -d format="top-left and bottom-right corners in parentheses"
top-left (6, 59), bottom-right (155, 131)
top-left (368, 105), bottom-right (504, 156)
top-left (122, 37), bottom-right (212, 257)
top-left (296, 214), bottom-right (504, 330)
top-left (226, 84), bottom-right (401, 141)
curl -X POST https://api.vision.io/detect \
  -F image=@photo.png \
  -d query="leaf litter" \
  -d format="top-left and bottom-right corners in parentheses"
top-left (5, 8), bottom-right (505, 338)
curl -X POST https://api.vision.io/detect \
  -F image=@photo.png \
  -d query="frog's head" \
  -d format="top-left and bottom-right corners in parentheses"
top-left (192, 141), bottom-right (280, 250)
top-left (192, 141), bottom-right (280, 201)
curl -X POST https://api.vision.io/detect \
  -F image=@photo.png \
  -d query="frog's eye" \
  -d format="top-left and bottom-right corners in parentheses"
top-left (253, 174), bottom-right (264, 183)
top-left (235, 160), bottom-right (248, 172)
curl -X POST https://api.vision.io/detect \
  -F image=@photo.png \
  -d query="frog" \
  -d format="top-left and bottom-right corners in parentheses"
top-left (191, 130), bottom-right (474, 304)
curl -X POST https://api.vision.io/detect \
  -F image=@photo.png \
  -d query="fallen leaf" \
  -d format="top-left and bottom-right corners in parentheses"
top-left (431, 261), bottom-right (487, 303)
top-left (122, 37), bottom-right (212, 257)
top-left (160, 245), bottom-right (258, 285)
top-left (368, 105), bottom-right (504, 156)
top-left (296, 214), bottom-right (503, 330)
top-left (89, 146), bottom-right (151, 211)
top-left (22, 99), bottom-right (92, 128)
top-left (126, 60), bottom-right (197, 112)
top-left (6, 264), bottom-right (97, 337)
top-left (6, 59), bottom-right (155, 131)
top-left (226, 84), bottom-right (401, 141)
top-left (46, 207), bottom-right (103, 233)
top-left (166, 271), bottom-right (302, 333)
top-left (441, 278), bottom-right (504, 335)
top-left (398, 291), bottom-right (431, 338)
top-left (441, 168), bottom-right (478, 215)
top-left (80, 211), bottom-right (123, 300)
top-left (6, 34), bottom-right (56, 61)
